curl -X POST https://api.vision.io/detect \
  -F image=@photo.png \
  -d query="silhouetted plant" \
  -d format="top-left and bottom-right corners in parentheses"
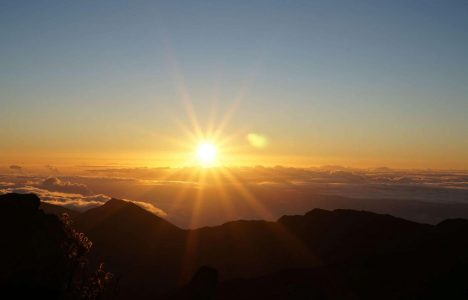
top-left (0, 193), bottom-right (113, 299)
top-left (74, 263), bottom-right (113, 300)
top-left (61, 213), bottom-right (93, 260)
top-left (60, 213), bottom-right (113, 299)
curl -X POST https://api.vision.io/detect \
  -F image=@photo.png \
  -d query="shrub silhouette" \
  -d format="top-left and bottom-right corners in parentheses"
top-left (0, 193), bottom-right (112, 299)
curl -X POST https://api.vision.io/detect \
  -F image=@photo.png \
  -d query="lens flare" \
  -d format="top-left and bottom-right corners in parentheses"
top-left (247, 133), bottom-right (268, 148)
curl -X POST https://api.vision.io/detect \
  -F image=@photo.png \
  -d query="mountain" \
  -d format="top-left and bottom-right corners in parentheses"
top-left (0, 193), bottom-right (92, 298)
top-left (74, 199), bottom-right (318, 297)
top-left (277, 208), bottom-right (432, 263)
top-left (3, 192), bottom-right (468, 299)
top-left (75, 198), bottom-right (180, 234)
top-left (214, 213), bottom-right (468, 300)
top-left (40, 201), bottom-right (79, 218)
top-left (74, 199), bottom-right (187, 298)
top-left (75, 198), bottom-right (468, 299)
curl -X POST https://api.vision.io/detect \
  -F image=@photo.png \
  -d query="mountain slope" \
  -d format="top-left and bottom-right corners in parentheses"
top-left (7, 192), bottom-right (466, 299)
top-left (0, 193), bottom-right (91, 298)
top-left (74, 199), bottom-right (187, 297)
top-left (73, 198), bottom-right (468, 299)
top-left (40, 202), bottom-right (79, 218)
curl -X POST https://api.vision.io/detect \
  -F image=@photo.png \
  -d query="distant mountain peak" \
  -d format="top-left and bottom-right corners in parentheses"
top-left (103, 198), bottom-right (134, 208)
top-left (0, 193), bottom-right (40, 211)
top-left (74, 197), bottom-right (182, 235)
top-left (436, 218), bottom-right (468, 231)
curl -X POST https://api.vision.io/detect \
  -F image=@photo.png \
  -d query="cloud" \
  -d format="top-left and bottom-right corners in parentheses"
top-left (9, 165), bottom-right (22, 171)
top-left (0, 184), bottom-right (167, 217)
top-left (1, 167), bottom-right (468, 228)
top-left (392, 176), bottom-right (419, 184)
top-left (0, 185), bottom-right (108, 210)
top-left (0, 182), bottom-right (15, 188)
top-left (0, 174), bottom-right (168, 218)
top-left (39, 177), bottom-right (91, 195)
top-left (121, 199), bottom-right (167, 217)
top-left (42, 194), bottom-right (111, 210)
top-left (44, 165), bottom-right (59, 173)
top-left (327, 170), bottom-right (366, 183)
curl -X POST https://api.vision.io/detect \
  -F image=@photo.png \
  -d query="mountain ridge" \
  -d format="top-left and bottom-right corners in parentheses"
top-left (2, 193), bottom-right (468, 299)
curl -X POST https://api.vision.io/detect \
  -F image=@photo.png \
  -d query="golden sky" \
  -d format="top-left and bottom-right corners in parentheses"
top-left (1, 1), bottom-right (467, 170)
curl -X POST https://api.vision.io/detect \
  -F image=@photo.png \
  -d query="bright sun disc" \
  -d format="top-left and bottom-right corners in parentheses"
top-left (196, 143), bottom-right (218, 166)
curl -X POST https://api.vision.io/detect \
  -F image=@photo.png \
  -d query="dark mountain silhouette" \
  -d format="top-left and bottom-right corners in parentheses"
top-left (214, 215), bottom-right (468, 300)
top-left (40, 201), bottom-right (79, 218)
top-left (0, 193), bottom-right (100, 298)
top-left (3, 192), bottom-right (468, 299)
top-left (74, 198), bottom-right (468, 299)
top-left (74, 199), bottom-right (187, 298)
top-left (0, 193), bottom-right (70, 298)
top-left (171, 266), bottom-right (219, 300)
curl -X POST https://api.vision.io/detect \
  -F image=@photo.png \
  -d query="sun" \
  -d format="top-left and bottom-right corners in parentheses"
top-left (196, 142), bottom-right (218, 167)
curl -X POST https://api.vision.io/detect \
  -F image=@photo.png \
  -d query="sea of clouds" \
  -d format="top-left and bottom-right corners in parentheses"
top-left (1, 165), bottom-right (467, 228)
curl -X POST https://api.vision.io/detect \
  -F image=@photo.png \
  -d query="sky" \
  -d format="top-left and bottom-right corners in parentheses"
top-left (1, 0), bottom-right (467, 169)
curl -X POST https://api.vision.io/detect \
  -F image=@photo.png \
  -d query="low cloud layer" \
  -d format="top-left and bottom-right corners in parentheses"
top-left (0, 185), bottom-right (109, 210)
top-left (0, 175), bottom-right (166, 217)
top-left (1, 166), bottom-right (467, 228)
top-left (40, 177), bottom-right (91, 195)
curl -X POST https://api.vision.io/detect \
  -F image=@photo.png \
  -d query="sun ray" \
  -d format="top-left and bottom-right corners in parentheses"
top-left (217, 167), bottom-right (318, 265)
top-left (212, 168), bottom-right (238, 222)
top-left (166, 167), bottom-right (201, 218)
top-left (218, 167), bottom-right (274, 221)
top-left (165, 44), bottom-right (204, 141)
top-left (178, 168), bottom-right (208, 283)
